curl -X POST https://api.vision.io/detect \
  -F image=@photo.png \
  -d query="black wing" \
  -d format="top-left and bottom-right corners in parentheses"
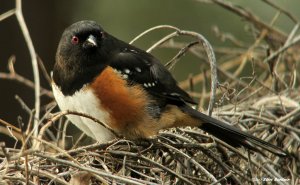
top-left (108, 46), bottom-right (196, 105)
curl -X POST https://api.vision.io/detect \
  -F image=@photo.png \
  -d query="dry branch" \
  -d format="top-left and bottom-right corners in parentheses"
top-left (1, 1), bottom-right (299, 185)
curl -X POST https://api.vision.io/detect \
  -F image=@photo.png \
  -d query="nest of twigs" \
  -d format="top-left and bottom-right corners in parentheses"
top-left (1, 90), bottom-right (299, 185)
top-left (1, 1), bottom-right (300, 185)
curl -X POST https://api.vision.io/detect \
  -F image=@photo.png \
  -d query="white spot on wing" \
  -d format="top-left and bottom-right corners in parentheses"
top-left (143, 82), bottom-right (156, 88)
top-left (52, 83), bottom-right (114, 142)
top-left (143, 59), bottom-right (151, 66)
top-left (170, 92), bottom-right (180, 97)
top-left (113, 68), bottom-right (129, 79)
top-left (113, 69), bottom-right (121, 75)
top-left (124, 69), bottom-right (131, 74)
top-left (122, 74), bottom-right (128, 79)
top-left (130, 49), bottom-right (138, 53)
top-left (135, 67), bottom-right (142, 73)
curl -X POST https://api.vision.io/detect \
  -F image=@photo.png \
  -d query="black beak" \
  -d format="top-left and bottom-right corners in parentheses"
top-left (83, 35), bottom-right (97, 48)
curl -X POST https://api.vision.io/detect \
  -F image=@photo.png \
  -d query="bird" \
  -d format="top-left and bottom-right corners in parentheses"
top-left (52, 20), bottom-right (286, 156)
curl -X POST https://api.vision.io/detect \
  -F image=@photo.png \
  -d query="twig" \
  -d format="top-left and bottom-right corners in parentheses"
top-left (208, 0), bottom-right (287, 46)
top-left (217, 111), bottom-right (300, 134)
top-left (264, 34), bottom-right (300, 63)
top-left (12, 164), bottom-right (69, 185)
top-left (0, 143), bottom-right (10, 161)
top-left (37, 110), bottom-right (120, 141)
top-left (211, 171), bottom-right (233, 185)
top-left (34, 152), bottom-right (146, 185)
top-left (55, 140), bottom-right (117, 157)
top-left (32, 136), bottom-right (80, 165)
top-left (15, 95), bottom-right (32, 114)
top-left (37, 55), bottom-right (52, 85)
top-left (0, 57), bottom-right (52, 97)
top-left (129, 24), bottom-right (218, 114)
top-left (0, 119), bottom-right (21, 133)
top-left (106, 150), bottom-right (195, 185)
top-left (2, 176), bottom-right (36, 185)
top-left (129, 25), bottom-right (180, 44)
top-left (0, 71), bottom-right (52, 97)
top-left (15, 0), bottom-right (40, 138)
top-left (9, 148), bottom-right (37, 161)
top-left (261, 0), bottom-right (299, 23)
top-left (165, 41), bottom-right (200, 70)
top-left (146, 27), bottom-right (218, 115)
top-left (158, 141), bottom-right (220, 184)
top-left (0, 9), bottom-right (15, 21)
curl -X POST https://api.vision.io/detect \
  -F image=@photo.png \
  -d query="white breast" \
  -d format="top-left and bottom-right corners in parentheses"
top-left (52, 83), bottom-right (115, 142)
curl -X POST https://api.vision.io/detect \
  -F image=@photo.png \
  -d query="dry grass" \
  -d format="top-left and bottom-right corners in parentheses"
top-left (1, 0), bottom-right (299, 184)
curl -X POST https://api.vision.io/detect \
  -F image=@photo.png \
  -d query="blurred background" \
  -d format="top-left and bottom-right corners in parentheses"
top-left (1, 0), bottom-right (300, 145)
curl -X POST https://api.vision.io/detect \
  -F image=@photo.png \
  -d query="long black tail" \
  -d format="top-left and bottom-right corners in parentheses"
top-left (180, 105), bottom-right (286, 156)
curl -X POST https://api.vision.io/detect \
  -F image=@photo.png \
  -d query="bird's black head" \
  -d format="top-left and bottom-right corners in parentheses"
top-left (53, 20), bottom-right (112, 95)
top-left (56, 20), bottom-right (107, 65)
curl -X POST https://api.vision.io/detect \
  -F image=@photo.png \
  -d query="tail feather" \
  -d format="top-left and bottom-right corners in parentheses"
top-left (180, 105), bottom-right (286, 157)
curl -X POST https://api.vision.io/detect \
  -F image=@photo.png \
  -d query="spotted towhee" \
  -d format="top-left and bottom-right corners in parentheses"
top-left (52, 20), bottom-right (286, 156)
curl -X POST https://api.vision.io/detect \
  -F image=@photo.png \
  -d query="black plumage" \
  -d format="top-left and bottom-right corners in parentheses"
top-left (53, 20), bottom-right (286, 156)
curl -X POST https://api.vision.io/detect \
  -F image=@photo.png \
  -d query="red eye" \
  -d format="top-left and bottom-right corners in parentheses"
top-left (71, 36), bottom-right (79, 45)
